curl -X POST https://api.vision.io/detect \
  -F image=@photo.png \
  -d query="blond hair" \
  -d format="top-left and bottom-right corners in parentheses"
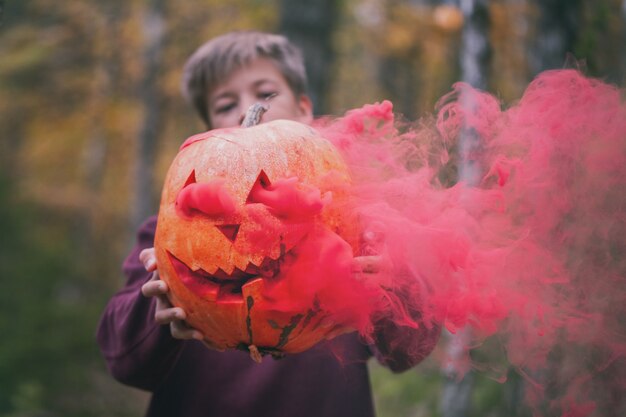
top-left (182, 31), bottom-right (308, 128)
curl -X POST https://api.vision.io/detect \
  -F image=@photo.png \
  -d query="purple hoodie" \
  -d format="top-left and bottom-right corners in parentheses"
top-left (97, 216), bottom-right (440, 417)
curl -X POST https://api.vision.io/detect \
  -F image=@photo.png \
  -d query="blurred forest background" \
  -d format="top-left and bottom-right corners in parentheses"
top-left (1, 0), bottom-right (625, 416)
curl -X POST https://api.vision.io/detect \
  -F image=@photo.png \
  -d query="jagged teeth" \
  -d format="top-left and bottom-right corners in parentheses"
top-left (220, 265), bottom-right (235, 275)
top-left (190, 254), bottom-right (285, 279)
top-left (246, 255), bottom-right (265, 268)
top-left (268, 251), bottom-right (282, 261)
top-left (192, 264), bottom-right (218, 275)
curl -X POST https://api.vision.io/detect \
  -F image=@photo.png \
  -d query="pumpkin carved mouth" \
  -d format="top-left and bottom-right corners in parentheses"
top-left (167, 251), bottom-right (282, 301)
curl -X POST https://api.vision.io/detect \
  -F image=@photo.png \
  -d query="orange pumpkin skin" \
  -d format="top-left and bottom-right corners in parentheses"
top-left (154, 120), bottom-right (358, 355)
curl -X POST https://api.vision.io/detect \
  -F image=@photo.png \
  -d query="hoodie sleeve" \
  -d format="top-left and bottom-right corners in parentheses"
top-left (96, 216), bottom-right (186, 391)
top-left (368, 279), bottom-right (441, 373)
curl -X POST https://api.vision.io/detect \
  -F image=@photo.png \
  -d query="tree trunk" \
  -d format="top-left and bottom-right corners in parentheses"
top-left (440, 328), bottom-right (475, 417)
top-left (377, 55), bottom-right (419, 118)
top-left (458, 0), bottom-right (491, 184)
top-left (623, 0), bottom-right (626, 85)
top-left (278, 0), bottom-right (339, 115)
top-left (528, 0), bottom-right (581, 75)
top-left (374, 0), bottom-right (424, 118)
top-left (614, 0), bottom-right (626, 85)
top-left (440, 2), bottom-right (491, 416)
top-left (459, 0), bottom-right (491, 90)
top-left (131, 0), bottom-right (165, 230)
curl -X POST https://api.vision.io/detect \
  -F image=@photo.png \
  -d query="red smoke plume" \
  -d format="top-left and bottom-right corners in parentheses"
top-left (314, 69), bottom-right (626, 416)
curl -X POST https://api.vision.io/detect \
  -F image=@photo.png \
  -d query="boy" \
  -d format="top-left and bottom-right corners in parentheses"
top-left (97, 31), bottom-right (439, 417)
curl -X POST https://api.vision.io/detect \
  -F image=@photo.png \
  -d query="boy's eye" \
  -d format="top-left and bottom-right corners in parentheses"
top-left (258, 91), bottom-right (278, 101)
top-left (215, 102), bottom-right (236, 114)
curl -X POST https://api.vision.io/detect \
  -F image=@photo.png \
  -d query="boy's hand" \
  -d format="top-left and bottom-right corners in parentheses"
top-left (352, 255), bottom-right (382, 274)
top-left (139, 248), bottom-right (205, 341)
top-left (352, 228), bottom-right (392, 287)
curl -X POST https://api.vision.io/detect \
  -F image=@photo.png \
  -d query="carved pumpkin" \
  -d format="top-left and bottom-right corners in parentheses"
top-left (154, 119), bottom-right (359, 359)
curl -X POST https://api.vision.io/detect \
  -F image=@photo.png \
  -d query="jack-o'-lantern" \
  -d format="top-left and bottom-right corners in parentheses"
top-left (154, 115), bottom-right (359, 361)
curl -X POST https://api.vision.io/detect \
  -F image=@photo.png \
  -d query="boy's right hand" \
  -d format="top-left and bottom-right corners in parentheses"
top-left (139, 248), bottom-right (205, 341)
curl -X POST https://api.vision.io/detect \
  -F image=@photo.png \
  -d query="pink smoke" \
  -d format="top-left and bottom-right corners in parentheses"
top-left (314, 69), bottom-right (626, 416)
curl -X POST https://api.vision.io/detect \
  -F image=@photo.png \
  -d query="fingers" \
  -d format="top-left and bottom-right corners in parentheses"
top-left (139, 247), bottom-right (157, 271)
top-left (352, 255), bottom-right (392, 287)
top-left (139, 247), bottom-right (205, 342)
top-left (154, 298), bottom-right (184, 323)
top-left (360, 226), bottom-right (385, 256)
top-left (141, 271), bottom-right (166, 297)
top-left (152, 305), bottom-right (203, 341)
top-left (152, 299), bottom-right (203, 341)
top-left (170, 320), bottom-right (204, 341)
top-left (352, 255), bottom-right (382, 273)
top-left (155, 302), bottom-right (203, 341)
top-left (143, 277), bottom-right (180, 325)
top-left (140, 272), bottom-right (204, 341)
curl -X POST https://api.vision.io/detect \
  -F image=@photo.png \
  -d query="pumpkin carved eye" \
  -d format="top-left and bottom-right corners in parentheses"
top-left (184, 169), bottom-right (197, 187)
top-left (245, 168), bottom-right (329, 223)
top-left (246, 170), bottom-right (272, 204)
top-left (175, 170), bottom-right (237, 219)
top-left (176, 170), bottom-right (241, 242)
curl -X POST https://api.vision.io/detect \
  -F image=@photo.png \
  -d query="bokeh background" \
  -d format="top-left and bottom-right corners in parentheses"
top-left (1, 1), bottom-right (625, 416)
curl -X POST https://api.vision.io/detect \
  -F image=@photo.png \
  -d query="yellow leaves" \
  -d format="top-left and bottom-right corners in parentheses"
top-left (340, 1), bottom-right (464, 117)
top-left (0, 29), bottom-right (47, 78)
top-left (361, 3), bottom-right (464, 58)
top-left (433, 5), bottom-right (464, 34)
top-left (384, 22), bottom-right (417, 56)
top-left (20, 112), bottom-right (90, 206)
top-left (489, 1), bottom-right (534, 101)
top-left (379, 5), bottom-right (427, 57)
top-left (2, 0), bottom-right (289, 239)
top-left (0, 25), bottom-right (69, 84)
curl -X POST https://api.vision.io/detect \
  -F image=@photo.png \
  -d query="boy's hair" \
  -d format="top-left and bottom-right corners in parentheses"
top-left (182, 31), bottom-right (308, 127)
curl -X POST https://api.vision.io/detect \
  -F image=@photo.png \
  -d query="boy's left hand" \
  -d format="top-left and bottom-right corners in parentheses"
top-left (139, 248), bottom-right (205, 342)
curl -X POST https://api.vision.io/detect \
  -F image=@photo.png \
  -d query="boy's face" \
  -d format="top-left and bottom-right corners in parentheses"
top-left (207, 58), bottom-right (313, 129)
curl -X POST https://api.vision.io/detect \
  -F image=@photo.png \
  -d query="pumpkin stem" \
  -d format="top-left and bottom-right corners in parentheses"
top-left (241, 102), bottom-right (269, 128)
top-left (248, 344), bottom-right (263, 363)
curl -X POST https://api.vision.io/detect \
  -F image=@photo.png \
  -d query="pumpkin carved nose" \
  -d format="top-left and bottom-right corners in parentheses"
top-left (216, 224), bottom-right (240, 242)
top-left (176, 170), bottom-right (237, 218)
